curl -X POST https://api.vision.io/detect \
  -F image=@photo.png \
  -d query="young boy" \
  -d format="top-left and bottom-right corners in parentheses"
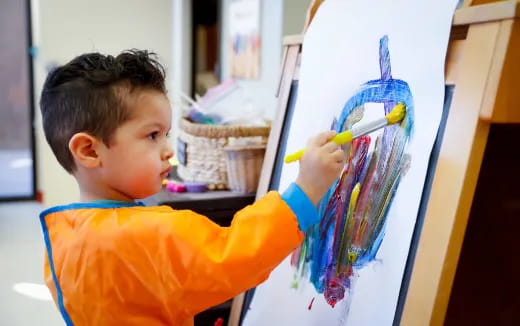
top-left (39, 50), bottom-right (345, 326)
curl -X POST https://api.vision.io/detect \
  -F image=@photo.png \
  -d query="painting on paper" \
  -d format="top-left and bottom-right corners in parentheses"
top-left (242, 0), bottom-right (458, 325)
top-left (290, 35), bottom-right (414, 312)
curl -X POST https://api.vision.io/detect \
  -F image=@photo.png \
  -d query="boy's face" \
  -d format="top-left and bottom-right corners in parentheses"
top-left (98, 89), bottom-right (173, 200)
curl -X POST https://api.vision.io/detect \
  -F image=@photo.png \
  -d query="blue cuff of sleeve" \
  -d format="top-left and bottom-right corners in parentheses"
top-left (281, 183), bottom-right (319, 232)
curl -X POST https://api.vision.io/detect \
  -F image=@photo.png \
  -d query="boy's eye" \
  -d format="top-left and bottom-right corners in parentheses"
top-left (148, 131), bottom-right (159, 140)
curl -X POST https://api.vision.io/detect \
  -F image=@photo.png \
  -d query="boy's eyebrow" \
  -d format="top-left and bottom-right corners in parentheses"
top-left (141, 121), bottom-right (170, 130)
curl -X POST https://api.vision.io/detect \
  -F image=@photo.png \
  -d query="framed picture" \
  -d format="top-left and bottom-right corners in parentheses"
top-left (229, 0), bottom-right (261, 79)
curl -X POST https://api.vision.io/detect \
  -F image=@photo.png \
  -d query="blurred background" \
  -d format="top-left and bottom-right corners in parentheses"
top-left (0, 0), bottom-right (311, 325)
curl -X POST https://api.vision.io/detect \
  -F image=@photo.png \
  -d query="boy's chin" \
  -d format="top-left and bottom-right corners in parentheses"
top-left (130, 185), bottom-right (162, 200)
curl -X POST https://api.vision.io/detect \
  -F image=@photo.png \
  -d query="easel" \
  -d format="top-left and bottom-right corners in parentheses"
top-left (229, 1), bottom-right (520, 325)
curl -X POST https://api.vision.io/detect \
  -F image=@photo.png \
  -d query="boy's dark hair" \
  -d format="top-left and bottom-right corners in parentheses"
top-left (40, 49), bottom-right (166, 173)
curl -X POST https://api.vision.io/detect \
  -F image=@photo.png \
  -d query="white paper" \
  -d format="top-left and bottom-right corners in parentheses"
top-left (243, 0), bottom-right (457, 325)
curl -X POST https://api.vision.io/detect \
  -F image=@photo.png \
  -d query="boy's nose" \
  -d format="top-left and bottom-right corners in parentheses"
top-left (162, 143), bottom-right (174, 161)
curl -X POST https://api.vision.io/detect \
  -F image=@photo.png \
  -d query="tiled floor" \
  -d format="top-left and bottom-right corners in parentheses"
top-left (0, 201), bottom-right (63, 325)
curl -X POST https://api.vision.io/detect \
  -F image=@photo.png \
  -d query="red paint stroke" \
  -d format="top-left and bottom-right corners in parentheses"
top-left (214, 317), bottom-right (224, 326)
top-left (325, 279), bottom-right (345, 308)
top-left (308, 297), bottom-right (315, 310)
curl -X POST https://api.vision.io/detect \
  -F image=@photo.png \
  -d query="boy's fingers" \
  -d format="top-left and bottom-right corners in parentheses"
top-left (310, 130), bottom-right (337, 147)
top-left (332, 149), bottom-right (346, 163)
top-left (323, 142), bottom-right (339, 153)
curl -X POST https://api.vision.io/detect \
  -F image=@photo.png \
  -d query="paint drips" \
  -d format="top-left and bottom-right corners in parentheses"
top-left (308, 297), bottom-right (315, 310)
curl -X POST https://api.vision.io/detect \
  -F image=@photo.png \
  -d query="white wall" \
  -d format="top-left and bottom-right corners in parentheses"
top-left (171, 0), bottom-right (192, 152)
top-left (33, 0), bottom-right (173, 207)
top-left (220, 0), bottom-right (283, 120)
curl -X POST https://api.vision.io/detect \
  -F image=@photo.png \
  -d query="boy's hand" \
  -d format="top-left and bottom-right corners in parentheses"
top-left (295, 131), bottom-right (345, 206)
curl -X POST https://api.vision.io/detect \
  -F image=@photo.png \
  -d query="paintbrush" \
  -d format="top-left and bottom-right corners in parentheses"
top-left (284, 103), bottom-right (406, 163)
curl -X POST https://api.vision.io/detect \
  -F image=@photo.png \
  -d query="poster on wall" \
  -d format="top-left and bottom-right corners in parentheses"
top-left (229, 0), bottom-right (261, 79)
top-left (242, 0), bottom-right (458, 325)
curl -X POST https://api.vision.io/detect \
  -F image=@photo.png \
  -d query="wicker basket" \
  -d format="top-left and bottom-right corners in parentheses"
top-left (177, 118), bottom-right (270, 187)
top-left (224, 145), bottom-right (266, 193)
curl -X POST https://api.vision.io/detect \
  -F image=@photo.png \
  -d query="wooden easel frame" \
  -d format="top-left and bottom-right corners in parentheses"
top-left (229, 1), bottom-right (520, 325)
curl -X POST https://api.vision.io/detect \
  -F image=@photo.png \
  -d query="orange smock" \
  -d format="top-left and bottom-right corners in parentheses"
top-left (39, 183), bottom-right (318, 325)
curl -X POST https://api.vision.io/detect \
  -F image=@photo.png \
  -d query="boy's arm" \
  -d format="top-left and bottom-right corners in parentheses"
top-left (139, 184), bottom-right (317, 317)
top-left (132, 131), bottom-right (341, 318)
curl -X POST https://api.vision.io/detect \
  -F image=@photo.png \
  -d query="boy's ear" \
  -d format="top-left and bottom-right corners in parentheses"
top-left (68, 132), bottom-right (102, 169)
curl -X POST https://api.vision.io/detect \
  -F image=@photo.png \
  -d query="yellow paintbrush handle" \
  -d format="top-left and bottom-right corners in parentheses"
top-left (284, 130), bottom-right (353, 163)
top-left (331, 130), bottom-right (353, 145)
top-left (284, 149), bottom-right (306, 163)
